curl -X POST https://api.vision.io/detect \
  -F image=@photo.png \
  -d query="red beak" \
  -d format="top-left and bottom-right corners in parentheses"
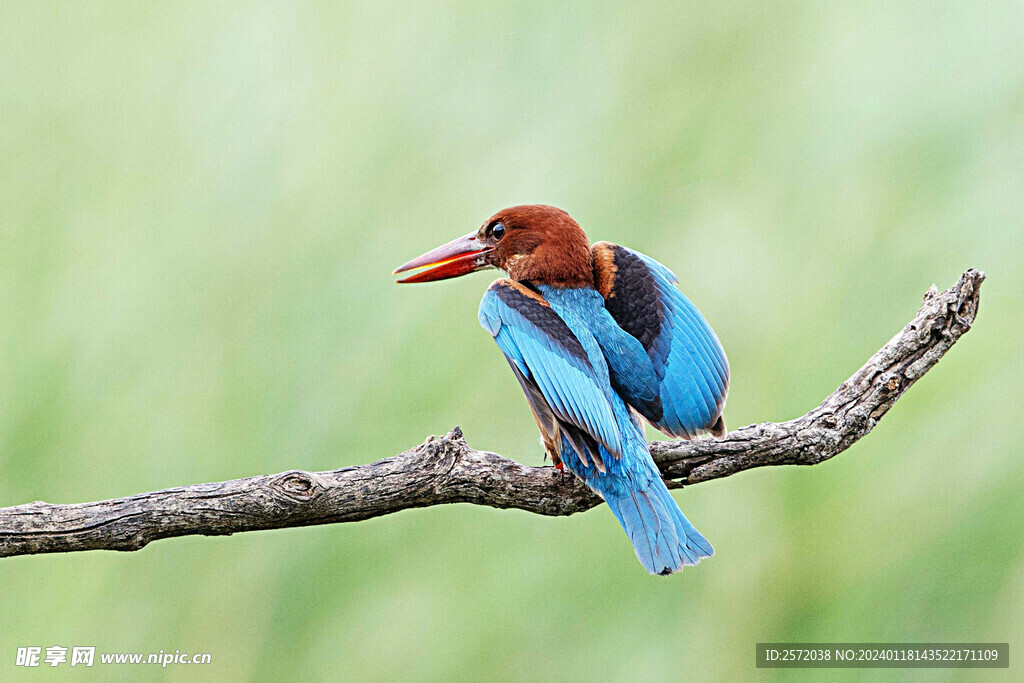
top-left (393, 232), bottom-right (494, 283)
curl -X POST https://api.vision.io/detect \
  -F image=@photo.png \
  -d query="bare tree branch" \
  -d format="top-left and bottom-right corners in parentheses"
top-left (0, 269), bottom-right (985, 559)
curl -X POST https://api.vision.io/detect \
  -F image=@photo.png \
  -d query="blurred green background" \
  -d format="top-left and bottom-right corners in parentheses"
top-left (1, 1), bottom-right (1021, 680)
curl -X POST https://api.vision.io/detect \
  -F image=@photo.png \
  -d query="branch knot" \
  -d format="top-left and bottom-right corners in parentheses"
top-left (269, 471), bottom-right (323, 503)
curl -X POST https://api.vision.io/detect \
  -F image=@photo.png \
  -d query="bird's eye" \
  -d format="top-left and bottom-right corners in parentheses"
top-left (491, 222), bottom-right (506, 240)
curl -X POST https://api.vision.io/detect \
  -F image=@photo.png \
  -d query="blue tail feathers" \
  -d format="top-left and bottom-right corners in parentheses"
top-left (603, 476), bottom-right (713, 576)
top-left (558, 432), bottom-right (713, 576)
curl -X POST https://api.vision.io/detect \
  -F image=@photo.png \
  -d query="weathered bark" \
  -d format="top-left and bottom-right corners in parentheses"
top-left (0, 269), bottom-right (984, 559)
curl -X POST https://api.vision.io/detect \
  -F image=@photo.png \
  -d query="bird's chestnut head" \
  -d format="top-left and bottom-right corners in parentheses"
top-left (394, 204), bottom-right (594, 288)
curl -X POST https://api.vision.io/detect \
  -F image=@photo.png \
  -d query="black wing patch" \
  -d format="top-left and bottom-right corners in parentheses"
top-left (593, 243), bottom-right (667, 357)
top-left (592, 242), bottom-right (730, 439)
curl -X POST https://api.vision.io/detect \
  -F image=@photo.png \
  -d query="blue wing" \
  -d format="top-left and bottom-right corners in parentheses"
top-left (479, 279), bottom-right (623, 461)
top-left (592, 242), bottom-right (729, 439)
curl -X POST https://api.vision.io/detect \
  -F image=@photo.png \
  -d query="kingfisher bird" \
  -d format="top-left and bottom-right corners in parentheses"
top-left (394, 205), bottom-right (729, 576)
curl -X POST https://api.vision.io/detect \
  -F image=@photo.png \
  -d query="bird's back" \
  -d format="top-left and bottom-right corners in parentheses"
top-left (477, 278), bottom-right (715, 575)
top-left (535, 285), bottom-right (648, 456)
top-left (532, 284), bottom-right (714, 573)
